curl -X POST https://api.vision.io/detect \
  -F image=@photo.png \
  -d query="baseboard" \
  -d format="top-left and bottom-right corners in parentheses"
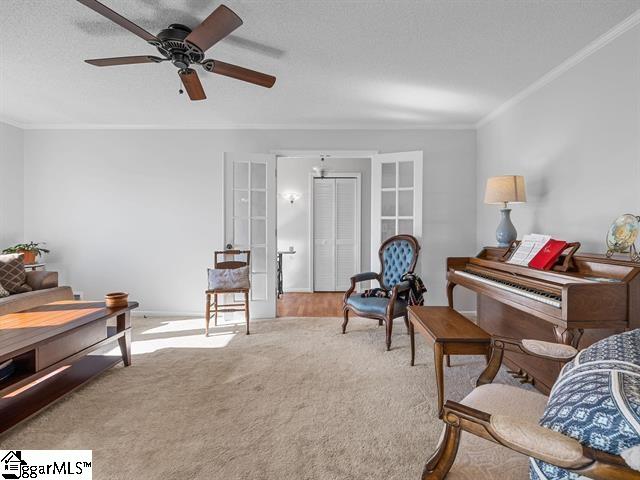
top-left (282, 288), bottom-right (313, 293)
top-left (134, 309), bottom-right (475, 319)
top-left (133, 310), bottom-right (201, 318)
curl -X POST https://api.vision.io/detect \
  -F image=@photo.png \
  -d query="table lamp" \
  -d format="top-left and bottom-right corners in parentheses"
top-left (484, 175), bottom-right (527, 247)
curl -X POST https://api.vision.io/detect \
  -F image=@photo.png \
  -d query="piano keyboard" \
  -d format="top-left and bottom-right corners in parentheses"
top-left (455, 270), bottom-right (562, 308)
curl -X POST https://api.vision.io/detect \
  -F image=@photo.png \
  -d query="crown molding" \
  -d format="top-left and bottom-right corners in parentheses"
top-left (6, 9), bottom-right (638, 133)
top-left (476, 8), bottom-right (640, 129)
top-left (0, 117), bottom-right (28, 129)
top-left (1, 121), bottom-right (476, 131)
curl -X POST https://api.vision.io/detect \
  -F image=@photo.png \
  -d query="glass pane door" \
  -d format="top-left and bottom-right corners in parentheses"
top-left (371, 151), bottom-right (423, 270)
top-left (225, 153), bottom-right (276, 318)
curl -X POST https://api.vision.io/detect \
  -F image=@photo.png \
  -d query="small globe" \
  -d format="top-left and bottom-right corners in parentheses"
top-left (606, 214), bottom-right (640, 252)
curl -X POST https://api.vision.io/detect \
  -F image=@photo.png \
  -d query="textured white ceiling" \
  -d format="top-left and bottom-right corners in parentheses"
top-left (1, 0), bottom-right (639, 127)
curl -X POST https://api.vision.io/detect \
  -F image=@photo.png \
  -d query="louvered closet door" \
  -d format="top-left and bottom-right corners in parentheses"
top-left (335, 178), bottom-right (357, 291)
top-left (313, 178), bottom-right (336, 291)
top-left (313, 177), bottom-right (358, 292)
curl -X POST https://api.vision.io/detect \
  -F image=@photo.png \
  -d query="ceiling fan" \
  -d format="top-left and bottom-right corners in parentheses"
top-left (76, 0), bottom-right (276, 101)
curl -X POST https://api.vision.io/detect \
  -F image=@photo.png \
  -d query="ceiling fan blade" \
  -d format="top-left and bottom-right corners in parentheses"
top-left (85, 55), bottom-right (165, 67)
top-left (179, 69), bottom-right (207, 101)
top-left (185, 5), bottom-right (243, 52)
top-left (76, 0), bottom-right (159, 43)
top-left (203, 59), bottom-right (276, 88)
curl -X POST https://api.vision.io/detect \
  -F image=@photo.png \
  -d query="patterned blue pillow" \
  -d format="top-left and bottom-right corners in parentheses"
top-left (530, 329), bottom-right (640, 480)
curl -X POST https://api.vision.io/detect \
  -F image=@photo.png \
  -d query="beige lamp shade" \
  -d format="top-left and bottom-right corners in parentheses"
top-left (484, 175), bottom-right (527, 205)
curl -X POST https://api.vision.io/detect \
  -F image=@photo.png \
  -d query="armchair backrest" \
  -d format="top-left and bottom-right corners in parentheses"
top-left (378, 235), bottom-right (420, 290)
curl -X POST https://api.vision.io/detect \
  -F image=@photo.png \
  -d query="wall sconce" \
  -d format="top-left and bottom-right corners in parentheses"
top-left (281, 192), bottom-right (301, 204)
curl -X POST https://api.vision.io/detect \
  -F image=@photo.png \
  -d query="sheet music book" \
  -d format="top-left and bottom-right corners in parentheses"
top-left (507, 233), bottom-right (552, 266)
top-left (529, 239), bottom-right (568, 270)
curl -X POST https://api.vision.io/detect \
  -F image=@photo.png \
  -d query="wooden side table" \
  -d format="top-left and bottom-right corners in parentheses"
top-left (408, 306), bottom-right (491, 418)
top-left (24, 263), bottom-right (45, 271)
top-left (276, 250), bottom-right (296, 298)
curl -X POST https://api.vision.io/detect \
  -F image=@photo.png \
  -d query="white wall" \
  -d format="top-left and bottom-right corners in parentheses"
top-left (23, 129), bottom-right (476, 314)
top-left (0, 122), bottom-right (24, 247)
top-left (277, 156), bottom-right (371, 292)
top-left (12, 23), bottom-right (640, 315)
top-left (477, 24), bottom-right (640, 251)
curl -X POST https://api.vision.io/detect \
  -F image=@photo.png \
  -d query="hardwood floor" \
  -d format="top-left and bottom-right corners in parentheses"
top-left (277, 292), bottom-right (344, 317)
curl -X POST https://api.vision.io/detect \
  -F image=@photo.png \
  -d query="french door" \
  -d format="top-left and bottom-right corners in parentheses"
top-left (312, 177), bottom-right (359, 291)
top-left (224, 153), bottom-right (276, 318)
top-left (371, 151), bottom-right (423, 271)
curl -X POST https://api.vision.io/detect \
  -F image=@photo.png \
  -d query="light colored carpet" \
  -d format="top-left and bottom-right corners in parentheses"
top-left (0, 315), bottom-right (514, 480)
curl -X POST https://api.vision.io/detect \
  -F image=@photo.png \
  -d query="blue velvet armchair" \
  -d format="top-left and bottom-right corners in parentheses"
top-left (342, 234), bottom-right (421, 350)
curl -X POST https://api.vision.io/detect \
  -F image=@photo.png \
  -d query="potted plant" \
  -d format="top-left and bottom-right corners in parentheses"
top-left (2, 242), bottom-right (50, 265)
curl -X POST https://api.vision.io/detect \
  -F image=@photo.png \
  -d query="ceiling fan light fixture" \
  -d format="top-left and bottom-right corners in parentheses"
top-left (312, 155), bottom-right (329, 178)
top-left (171, 53), bottom-right (191, 69)
top-left (75, 0), bottom-right (278, 100)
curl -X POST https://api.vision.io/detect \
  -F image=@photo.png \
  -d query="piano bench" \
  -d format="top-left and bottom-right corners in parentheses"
top-left (407, 306), bottom-right (492, 418)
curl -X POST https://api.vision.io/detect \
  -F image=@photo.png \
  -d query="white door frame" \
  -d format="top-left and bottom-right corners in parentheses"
top-left (308, 172), bottom-right (362, 292)
top-left (273, 150), bottom-right (377, 295)
top-left (272, 150), bottom-right (378, 158)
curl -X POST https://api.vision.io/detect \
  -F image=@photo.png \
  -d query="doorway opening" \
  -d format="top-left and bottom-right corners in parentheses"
top-left (275, 155), bottom-right (371, 317)
top-left (222, 149), bottom-right (423, 320)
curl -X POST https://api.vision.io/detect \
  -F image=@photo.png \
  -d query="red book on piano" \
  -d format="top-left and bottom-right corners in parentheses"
top-left (528, 239), bottom-right (568, 270)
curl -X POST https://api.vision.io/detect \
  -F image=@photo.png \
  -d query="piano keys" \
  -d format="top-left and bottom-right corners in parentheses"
top-left (453, 269), bottom-right (562, 308)
top-left (447, 247), bottom-right (640, 393)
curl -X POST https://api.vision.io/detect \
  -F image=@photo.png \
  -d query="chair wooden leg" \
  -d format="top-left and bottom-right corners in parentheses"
top-left (385, 317), bottom-right (393, 351)
top-left (403, 313), bottom-right (410, 334)
top-left (378, 319), bottom-right (383, 326)
top-left (422, 424), bottom-right (461, 480)
top-left (244, 291), bottom-right (250, 335)
top-left (434, 343), bottom-right (445, 418)
top-left (205, 293), bottom-right (211, 337)
top-left (446, 355), bottom-right (451, 367)
top-left (342, 308), bottom-right (349, 334)
top-left (213, 293), bottom-right (218, 326)
top-left (409, 318), bottom-right (416, 366)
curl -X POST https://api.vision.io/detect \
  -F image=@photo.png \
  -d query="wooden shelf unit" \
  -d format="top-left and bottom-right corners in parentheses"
top-left (0, 301), bottom-right (137, 435)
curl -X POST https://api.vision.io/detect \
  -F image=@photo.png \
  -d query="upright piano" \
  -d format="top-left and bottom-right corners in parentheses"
top-left (447, 247), bottom-right (640, 393)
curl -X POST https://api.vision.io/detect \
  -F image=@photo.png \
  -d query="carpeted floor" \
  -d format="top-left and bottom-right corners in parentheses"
top-left (0, 315), bottom-right (514, 479)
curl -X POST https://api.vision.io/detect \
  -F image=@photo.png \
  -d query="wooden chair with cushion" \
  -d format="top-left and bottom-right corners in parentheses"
top-left (342, 234), bottom-right (420, 350)
top-left (205, 250), bottom-right (251, 336)
top-left (422, 334), bottom-right (640, 480)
